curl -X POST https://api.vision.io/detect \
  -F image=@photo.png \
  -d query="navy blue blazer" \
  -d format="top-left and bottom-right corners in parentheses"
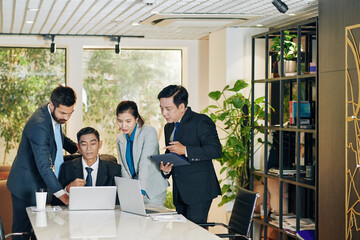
top-left (164, 107), bottom-right (222, 205)
top-left (58, 157), bottom-right (122, 188)
top-left (7, 103), bottom-right (78, 205)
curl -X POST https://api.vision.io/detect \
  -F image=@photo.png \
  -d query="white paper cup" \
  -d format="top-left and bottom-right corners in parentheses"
top-left (35, 211), bottom-right (47, 227)
top-left (35, 192), bottom-right (47, 210)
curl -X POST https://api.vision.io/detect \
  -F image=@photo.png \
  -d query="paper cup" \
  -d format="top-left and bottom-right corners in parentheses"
top-left (35, 192), bottom-right (47, 210)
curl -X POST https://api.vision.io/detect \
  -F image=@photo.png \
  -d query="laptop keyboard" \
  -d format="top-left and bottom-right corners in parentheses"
top-left (145, 209), bottom-right (159, 214)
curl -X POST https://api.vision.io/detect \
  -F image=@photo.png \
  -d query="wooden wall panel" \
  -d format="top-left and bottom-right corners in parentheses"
top-left (318, 0), bottom-right (360, 239)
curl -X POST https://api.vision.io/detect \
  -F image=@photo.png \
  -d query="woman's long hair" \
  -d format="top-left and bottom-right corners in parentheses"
top-left (116, 101), bottom-right (144, 127)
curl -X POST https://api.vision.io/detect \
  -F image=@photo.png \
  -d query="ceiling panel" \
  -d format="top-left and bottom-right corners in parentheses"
top-left (0, 0), bottom-right (318, 40)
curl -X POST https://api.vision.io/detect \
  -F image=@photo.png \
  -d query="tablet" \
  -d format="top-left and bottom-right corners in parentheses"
top-left (150, 153), bottom-right (190, 166)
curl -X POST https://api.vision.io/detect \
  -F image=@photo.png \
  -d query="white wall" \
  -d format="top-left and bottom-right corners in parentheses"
top-left (207, 27), bottom-right (268, 222)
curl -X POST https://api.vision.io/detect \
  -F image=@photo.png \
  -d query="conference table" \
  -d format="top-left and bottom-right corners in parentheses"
top-left (26, 206), bottom-right (221, 240)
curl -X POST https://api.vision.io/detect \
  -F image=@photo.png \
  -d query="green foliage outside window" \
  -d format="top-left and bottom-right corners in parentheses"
top-left (83, 49), bottom-right (182, 155)
top-left (0, 48), bottom-right (65, 165)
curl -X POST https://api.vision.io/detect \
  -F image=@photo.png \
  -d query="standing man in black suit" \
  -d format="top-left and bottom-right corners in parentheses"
top-left (58, 127), bottom-right (121, 191)
top-left (7, 85), bottom-right (78, 239)
top-left (158, 85), bottom-right (222, 224)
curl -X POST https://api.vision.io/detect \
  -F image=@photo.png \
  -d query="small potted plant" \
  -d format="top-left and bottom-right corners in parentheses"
top-left (270, 31), bottom-right (299, 76)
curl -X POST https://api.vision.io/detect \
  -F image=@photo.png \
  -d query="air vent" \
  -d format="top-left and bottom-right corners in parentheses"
top-left (140, 13), bottom-right (260, 28)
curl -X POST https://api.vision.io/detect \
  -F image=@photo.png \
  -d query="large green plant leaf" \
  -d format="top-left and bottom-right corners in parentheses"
top-left (229, 79), bottom-right (248, 92)
top-left (232, 96), bottom-right (245, 109)
top-left (209, 91), bottom-right (221, 101)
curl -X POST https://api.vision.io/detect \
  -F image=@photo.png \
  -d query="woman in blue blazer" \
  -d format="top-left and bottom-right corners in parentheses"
top-left (116, 101), bottom-right (168, 206)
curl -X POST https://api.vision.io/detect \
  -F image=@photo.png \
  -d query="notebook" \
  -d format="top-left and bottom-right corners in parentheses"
top-left (150, 153), bottom-right (190, 166)
top-left (114, 177), bottom-right (177, 216)
top-left (69, 186), bottom-right (117, 210)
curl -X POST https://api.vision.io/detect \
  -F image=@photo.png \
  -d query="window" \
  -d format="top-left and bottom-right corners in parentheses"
top-left (0, 47), bottom-right (66, 165)
top-left (83, 49), bottom-right (182, 156)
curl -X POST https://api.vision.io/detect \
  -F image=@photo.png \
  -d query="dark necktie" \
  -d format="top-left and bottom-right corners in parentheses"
top-left (126, 135), bottom-right (136, 177)
top-left (85, 167), bottom-right (93, 186)
top-left (173, 122), bottom-right (180, 141)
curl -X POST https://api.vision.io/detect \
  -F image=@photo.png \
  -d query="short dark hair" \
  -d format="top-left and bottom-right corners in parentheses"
top-left (50, 85), bottom-right (77, 108)
top-left (116, 101), bottom-right (144, 127)
top-left (77, 127), bottom-right (100, 143)
top-left (157, 85), bottom-right (188, 108)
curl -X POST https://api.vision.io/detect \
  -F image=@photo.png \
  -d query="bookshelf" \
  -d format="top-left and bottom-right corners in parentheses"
top-left (250, 18), bottom-right (318, 239)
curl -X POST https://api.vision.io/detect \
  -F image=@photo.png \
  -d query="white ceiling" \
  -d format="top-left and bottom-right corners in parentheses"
top-left (0, 0), bottom-right (318, 40)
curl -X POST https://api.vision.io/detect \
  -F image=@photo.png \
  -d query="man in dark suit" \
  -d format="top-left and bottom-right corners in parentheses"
top-left (158, 85), bottom-right (222, 224)
top-left (58, 127), bottom-right (121, 191)
top-left (7, 85), bottom-right (78, 239)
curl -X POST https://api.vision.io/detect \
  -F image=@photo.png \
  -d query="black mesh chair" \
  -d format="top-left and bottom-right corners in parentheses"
top-left (199, 187), bottom-right (259, 240)
top-left (0, 216), bottom-right (31, 240)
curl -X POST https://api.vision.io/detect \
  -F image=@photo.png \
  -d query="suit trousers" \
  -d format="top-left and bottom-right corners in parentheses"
top-left (174, 193), bottom-right (212, 224)
top-left (11, 194), bottom-right (36, 240)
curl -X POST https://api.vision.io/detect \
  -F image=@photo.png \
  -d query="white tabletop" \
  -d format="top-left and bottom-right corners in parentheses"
top-left (26, 206), bottom-right (221, 240)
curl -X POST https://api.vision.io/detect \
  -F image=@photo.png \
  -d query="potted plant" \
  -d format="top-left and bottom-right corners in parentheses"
top-left (202, 79), bottom-right (267, 206)
top-left (270, 31), bottom-right (299, 75)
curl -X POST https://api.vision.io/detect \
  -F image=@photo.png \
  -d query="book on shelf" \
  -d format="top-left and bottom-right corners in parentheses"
top-left (296, 230), bottom-right (315, 240)
top-left (270, 213), bottom-right (296, 220)
top-left (289, 101), bottom-right (312, 126)
top-left (268, 217), bottom-right (315, 233)
top-left (268, 168), bottom-right (305, 176)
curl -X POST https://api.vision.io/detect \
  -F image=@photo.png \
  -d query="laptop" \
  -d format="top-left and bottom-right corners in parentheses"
top-left (114, 177), bottom-right (177, 216)
top-left (69, 186), bottom-right (117, 210)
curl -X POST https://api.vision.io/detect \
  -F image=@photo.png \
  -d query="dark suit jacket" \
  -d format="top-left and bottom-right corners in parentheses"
top-left (164, 107), bottom-right (222, 205)
top-left (7, 103), bottom-right (78, 205)
top-left (58, 157), bottom-right (122, 188)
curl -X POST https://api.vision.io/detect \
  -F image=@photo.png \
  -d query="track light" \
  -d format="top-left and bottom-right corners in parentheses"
top-left (50, 35), bottom-right (56, 53)
top-left (115, 36), bottom-right (121, 54)
top-left (272, 0), bottom-right (288, 14)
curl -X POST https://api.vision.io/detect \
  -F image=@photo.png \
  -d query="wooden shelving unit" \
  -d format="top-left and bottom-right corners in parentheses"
top-left (250, 18), bottom-right (318, 240)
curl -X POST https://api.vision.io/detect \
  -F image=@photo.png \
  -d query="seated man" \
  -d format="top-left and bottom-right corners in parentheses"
top-left (58, 127), bottom-right (121, 192)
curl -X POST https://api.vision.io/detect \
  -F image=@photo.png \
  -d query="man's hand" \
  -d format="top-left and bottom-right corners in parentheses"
top-left (160, 161), bottom-right (173, 173)
top-left (58, 193), bottom-right (69, 206)
top-left (164, 141), bottom-right (186, 155)
top-left (66, 178), bottom-right (86, 193)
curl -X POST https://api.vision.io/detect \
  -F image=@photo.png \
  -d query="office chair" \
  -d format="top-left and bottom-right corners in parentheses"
top-left (0, 216), bottom-right (31, 240)
top-left (199, 187), bottom-right (259, 240)
top-left (64, 154), bottom-right (118, 163)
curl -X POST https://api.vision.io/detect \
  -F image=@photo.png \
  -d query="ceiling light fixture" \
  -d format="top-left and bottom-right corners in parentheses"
top-left (43, 35), bottom-right (56, 53)
top-left (50, 35), bottom-right (56, 53)
top-left (109, 36), bottom-right (123, 54)
top-left (272, 0), bottom-right (288, 14)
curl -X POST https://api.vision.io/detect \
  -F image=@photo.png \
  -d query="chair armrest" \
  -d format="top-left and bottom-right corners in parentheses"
top-left (216, 233), bottom-right (249, 240)
top-left (5, 232), bottom-right (31, 239)
top-left (198, 222), bottom-right (229, 228)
